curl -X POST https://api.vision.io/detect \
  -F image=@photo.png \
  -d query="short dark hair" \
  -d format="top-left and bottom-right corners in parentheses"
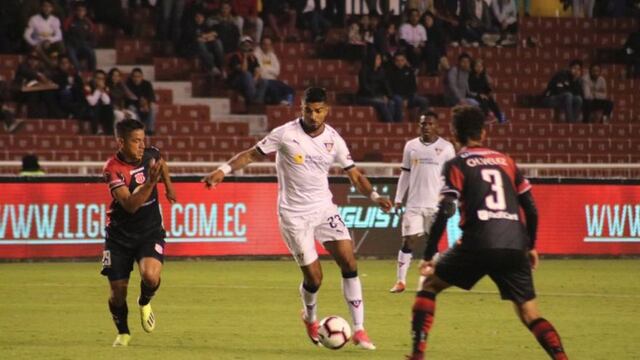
top-left (452, 106), bottom-right (485, 144)
top-left (115, 118), bottom-right (145, 139)
top-left (421, 111), bottom-right (438, 120)
top-left (303, 87), bottom-right (327, 103)
top-left (459, 53), bottom-right (472, 62)
top-left (569, 59), bottom-right (583, 68)
top-left (131, 67), bottom-right (143, 75)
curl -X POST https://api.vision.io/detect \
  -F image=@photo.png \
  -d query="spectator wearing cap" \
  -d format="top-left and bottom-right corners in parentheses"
top-left (227, 36), bottom-right (266, 106)
top-left (582, 63), bottom-right (614, 123)
top-left (63, 2), bottom-right (97, 72)
top-left (543, 60), bottom-right (584, 123)
top-left (253, 36), bottom-right (294, 105)
top-left (24, 0), bottom-right (65, 68)
top-left (20, 154), bottom-right (46, 176)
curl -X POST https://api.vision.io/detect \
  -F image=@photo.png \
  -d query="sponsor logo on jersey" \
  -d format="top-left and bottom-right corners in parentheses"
top-left (477, 210), bottom-right (519, 221)
top-left (134, 172), bottom-right (146, 184)
top-left (155, 243), bottom-right (164, 254)
top-left (324, 142), bottom-right (334, 152)
top-left (293, 154), bottom-right (305, 164)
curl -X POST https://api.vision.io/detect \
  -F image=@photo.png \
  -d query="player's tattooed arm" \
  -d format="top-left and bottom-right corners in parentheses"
top-left (113, 159), bottom-right (162, 213)
top-left (158, 158), bottom-right (177, 204)
top-left (344, 167), bottom-right (393, 212)
top-left (201, 147), bottom-right (266, 189)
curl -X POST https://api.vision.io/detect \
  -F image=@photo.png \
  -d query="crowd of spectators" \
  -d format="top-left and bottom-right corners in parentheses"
top-left (0, 0), bottom-right (638, 131)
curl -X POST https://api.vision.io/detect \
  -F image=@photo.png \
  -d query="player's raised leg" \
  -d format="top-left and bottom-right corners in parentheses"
top-left (299, 260), bottom-right (323, 345)
top-left (516, 300), bottom-right (569, 360)
top-left (324, 239), bottom-right (375, 350)
top-left (109, 279), bottom-right (131, 346)
top-left (138, 257), bottom-right (162, 333)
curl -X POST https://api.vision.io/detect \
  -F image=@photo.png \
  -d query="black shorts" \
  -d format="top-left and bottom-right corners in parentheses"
top-left (100, 233), bottom-right (165, 281)
top-left (435, 246), bottom-right (536, 304)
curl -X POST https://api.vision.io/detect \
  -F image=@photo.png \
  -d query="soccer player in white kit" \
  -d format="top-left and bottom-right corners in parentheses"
top-left (389, 112), bottom-right (456, 293)
top-left (202, 87), bottom-right (393, 350)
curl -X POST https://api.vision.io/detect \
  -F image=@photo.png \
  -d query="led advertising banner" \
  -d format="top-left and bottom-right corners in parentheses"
top-left (0, 179), bottom-right (638, 259)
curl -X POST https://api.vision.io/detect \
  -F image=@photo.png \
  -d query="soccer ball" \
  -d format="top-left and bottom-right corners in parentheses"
top-left (318, 316), bottom-right (352, 350)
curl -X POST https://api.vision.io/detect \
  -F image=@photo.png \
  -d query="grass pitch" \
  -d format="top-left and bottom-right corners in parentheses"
top-left (1, 259), bottom-right (639, 359)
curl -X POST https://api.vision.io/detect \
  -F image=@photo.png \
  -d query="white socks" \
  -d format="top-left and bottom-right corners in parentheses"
top-left (300, 283), bottom-right (318, 322)
top-left (342, 276), bottom-right (364, 331)
top-left (397, 250), bottom-right (413, 284)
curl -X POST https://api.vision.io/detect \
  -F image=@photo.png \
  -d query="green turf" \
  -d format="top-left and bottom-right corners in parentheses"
top-left (1, 259), bottom-right (639, 359)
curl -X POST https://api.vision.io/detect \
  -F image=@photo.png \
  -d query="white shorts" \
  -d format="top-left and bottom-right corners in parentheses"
top-left (279, 204), bottom-right (351, 266)
top-left (401, 207), bottom-right (438, 237)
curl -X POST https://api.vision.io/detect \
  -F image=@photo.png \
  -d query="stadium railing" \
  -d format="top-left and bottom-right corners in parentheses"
top-left (0, 161), bottom-right (639, 179)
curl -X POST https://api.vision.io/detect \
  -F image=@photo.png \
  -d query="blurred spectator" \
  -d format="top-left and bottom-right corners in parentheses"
top-left (13, 51), bottom-right (61, 118)
top-left (262, 0), bottom-right (299, 41)
top-left (387, 52), bottom-right (429, 122)
top-left (0, 1), bottom-right (22, 53)
top-left (52, 55), bottom-right (88, 119)
top-left (543, 60), bottom-right (583, 123)
top-left (107, 68), bottom-right (138, 122)
top-left (126, 68), bottom-right (157, 135)
top-left (210, 1), bottom-right (241, 53)
top-left (431, 0), bottom-right (463, 46)
top-left (324, 0), bottom-right (346, 26)
top-left (84, 70), bottom-right (113, 135)
top-left (63, 2), bottom-right (96, 72)
top-left (460, 0), bottom-right (497, 47)
top-left (571, 0), bottom-right (596, 17)
top-left (20, 154), bottom-right (46, 176)
top-left (373, 21), bottom-right (399, 64)
top-left (468, 58), bottom-right (506, 123)
top-left (227, 36), bottom-right (266, 106)
top-left (582, 64), bottom-right (614, 123)
top-left (23, 0), bottom-right (65, 68)
top-left (356, 52), bottom-right (395, 122)
top-left (86, 0), bottom-right (133, 36)
top-left (399, 9), bottom-right (426, 71)
top-left (365, 0), bottom-right (390, 18)
top-left (491, 0), bottom-right (518, 46)
top-left (186, 8), bottom-right (224, 76)
top-left (299, 0), bottom-right (331, 43)
top-left (347, 15), bottom-right (375, 60)
top-left (443, 53), bottom-right (477, 106)
top-left (623, 27), bottom-right (640, 78)
top-left (253, 36), bottom-right (294, 105)
top-left (234, 0), bottom-right (264, 42)
top-left (515, 0), bottom-right (531, 16)
top-left (422, 11), bottom-right (446, 75)
top-left (0, 78), bottom-right (23, 133)
top-left (157, 0), bottom-right (185, 45)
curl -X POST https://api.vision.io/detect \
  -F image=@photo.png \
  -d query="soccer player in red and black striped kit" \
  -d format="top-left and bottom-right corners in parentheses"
top-left (101, 118), bottom-right (176, 346)
top-left (407, 106), bottom-right (568, 360)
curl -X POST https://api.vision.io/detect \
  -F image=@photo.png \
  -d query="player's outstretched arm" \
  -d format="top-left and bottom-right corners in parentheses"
top-left (113, 159), bottom-right (162, 214)
top-left (345, 167), bottom-right (393, 212)
top-left (201, 147), bottom-right (266, 189)
top-left (158, 158), bottom-right (177, 204)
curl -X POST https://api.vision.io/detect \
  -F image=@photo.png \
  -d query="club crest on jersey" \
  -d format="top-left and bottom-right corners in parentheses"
top-left (324, 142), bottom-right (334, 152)
top-left (293, 154), bottom-right (305, 164)
top-left (155, 243), bottom-right (164, 254)
top-left (134, 172), bottom-right (146, 184)
top-left (435, 148), bottom-right (442, 155)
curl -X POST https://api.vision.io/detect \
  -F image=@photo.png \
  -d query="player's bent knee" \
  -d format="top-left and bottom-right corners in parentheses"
top-left (141, 272), bottom-right (161, 287)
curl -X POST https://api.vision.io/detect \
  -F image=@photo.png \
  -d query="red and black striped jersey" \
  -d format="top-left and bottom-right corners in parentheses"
top-left (441, 146), bottom-right (532, 250)
top-left (102, 147), bottom-right (163, 246)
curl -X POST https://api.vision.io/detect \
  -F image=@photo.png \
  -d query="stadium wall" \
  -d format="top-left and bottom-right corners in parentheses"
top-left (0, 177), bottom-right (639, 259)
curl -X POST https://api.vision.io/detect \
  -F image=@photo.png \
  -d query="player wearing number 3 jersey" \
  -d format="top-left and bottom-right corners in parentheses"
top-left (202, 87), bottom-right (393, 350)
top-left (407, 106), bottom-right (568, 360)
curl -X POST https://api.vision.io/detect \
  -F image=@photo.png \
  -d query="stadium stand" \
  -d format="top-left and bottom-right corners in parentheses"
top-left (0, 3), bottom-right (639, 175)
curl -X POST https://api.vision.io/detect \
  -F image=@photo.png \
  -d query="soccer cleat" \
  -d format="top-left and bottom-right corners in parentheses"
top-left (353, 329), bottom-right (376, 350)
top-left (139, 299), bottom-right (156, 333)
top-left (300, 310), bottom-right (320, 346)
top-left (389, 281), bottom-right (406, 293)
top-left (112, 333), bottom-right (131, 347)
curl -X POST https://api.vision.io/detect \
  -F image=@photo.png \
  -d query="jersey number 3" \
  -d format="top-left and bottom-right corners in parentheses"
top-left (481, 169), bottom-right (506, 210)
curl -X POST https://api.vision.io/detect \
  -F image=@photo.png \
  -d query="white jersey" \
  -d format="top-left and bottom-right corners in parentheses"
top-left (395, 137), bottom-right (456, 209)
top-left (256, 119), bottom-right (355, 216)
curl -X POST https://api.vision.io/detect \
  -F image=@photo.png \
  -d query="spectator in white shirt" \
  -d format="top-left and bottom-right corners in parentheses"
top-left (253, 36), bottom-right (294, 105)
top-left (23, 0), bottom-right (65, 68)
top-left (399, 9), bottom-right (427, 72)
top-left (582, 64), bottom-right (614, 123)
top-left (491, 0), bottom-right (518, 46)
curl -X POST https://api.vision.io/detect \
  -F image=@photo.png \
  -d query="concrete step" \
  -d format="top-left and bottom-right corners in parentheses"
top-left (154, 81), bottom-right (192, 101)
top-left (95, 48), bottom-right (116, 69)
top-left (211, 114), bottom-right (268, 135)
top-left (177, 97), bottom-right (231, 118)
